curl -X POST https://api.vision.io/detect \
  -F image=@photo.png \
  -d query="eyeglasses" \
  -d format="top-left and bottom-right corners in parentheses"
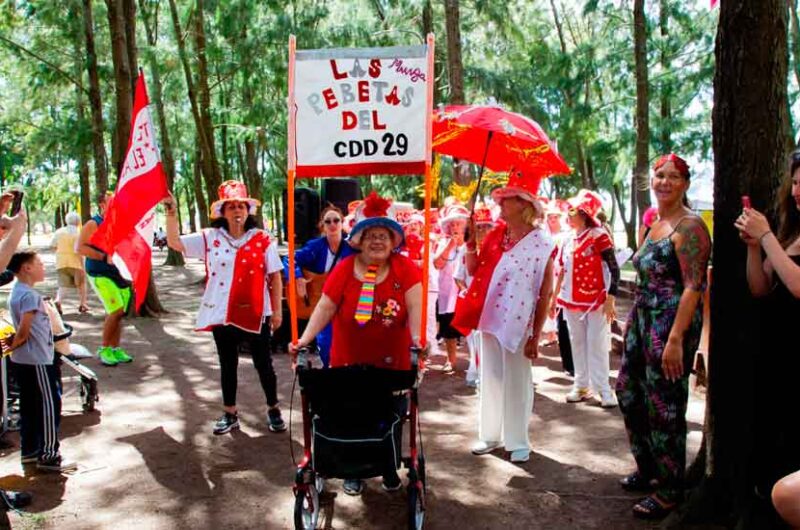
top-left (362, 232), bottom-right (391, 242)
top-left (323, 218), bottom-right (342, 225)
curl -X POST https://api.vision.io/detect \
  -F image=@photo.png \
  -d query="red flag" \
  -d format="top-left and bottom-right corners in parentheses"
top-left (90, 71), bottom-right (169, 310)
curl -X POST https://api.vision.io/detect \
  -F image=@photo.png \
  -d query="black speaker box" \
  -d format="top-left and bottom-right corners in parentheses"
top-left (321, 178), bottom-right (362, 214)
top-left (283, 187), bottom-right (320, 246)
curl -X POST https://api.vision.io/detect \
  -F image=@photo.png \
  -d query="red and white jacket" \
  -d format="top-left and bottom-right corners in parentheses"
top-left (181, 228), bottom-right (282, 333)
top-left (556, 227), bottom-right (614, 312)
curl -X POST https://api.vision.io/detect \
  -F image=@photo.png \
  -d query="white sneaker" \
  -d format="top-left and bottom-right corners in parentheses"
top-left (566, 387), bottom-right (592, 403)
top-left (600, 392), bottom-right (618, 408)
top-left (510, 449), bottom-right (530, 463)
top-left (471, 441), bottom-right (502, 455)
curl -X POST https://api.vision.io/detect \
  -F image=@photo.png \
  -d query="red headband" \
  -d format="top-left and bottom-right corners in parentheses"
top-left (653, 153), bottom-right (690, 179)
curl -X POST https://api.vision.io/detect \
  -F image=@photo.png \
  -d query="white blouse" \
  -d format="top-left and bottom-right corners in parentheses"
top-left (478, 228), bottom-right (555, 353)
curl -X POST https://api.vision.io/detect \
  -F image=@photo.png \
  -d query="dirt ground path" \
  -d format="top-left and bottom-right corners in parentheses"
top-left (0, 249), bottom-right (704, 529)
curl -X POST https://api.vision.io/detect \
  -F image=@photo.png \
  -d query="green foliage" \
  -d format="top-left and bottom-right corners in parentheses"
top-left (0, 0), bottom-right (754, 233)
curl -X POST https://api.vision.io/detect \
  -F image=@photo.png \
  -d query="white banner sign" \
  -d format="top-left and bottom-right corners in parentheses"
top-left (293, 45), bottom-right (430, 177)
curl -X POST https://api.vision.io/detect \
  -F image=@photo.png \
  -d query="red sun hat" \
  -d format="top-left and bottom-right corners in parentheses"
top-left (491, 168), bottom-right (544, 211)
top-left (210, 180), bottom-right (260, 219)
top-left (348, 191), bottom-right (405, 249)
top-left (567, 189), bottom-right (604, 227)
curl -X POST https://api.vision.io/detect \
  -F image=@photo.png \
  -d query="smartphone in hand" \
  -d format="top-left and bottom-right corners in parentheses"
top-left (9, 190), bottom-right (23, 216)
top-left (741, 195), bottom-right (751, 210)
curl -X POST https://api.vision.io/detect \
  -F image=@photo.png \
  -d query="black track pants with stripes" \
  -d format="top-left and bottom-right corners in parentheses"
top-left (14, 362), bottom-right (62, 461)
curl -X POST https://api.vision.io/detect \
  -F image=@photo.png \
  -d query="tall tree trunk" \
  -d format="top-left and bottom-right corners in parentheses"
top-left (81, 0), bottom-right (109, 198)
top-left (193, 0), bottom-right (222, 204)
top-left (123, 0), bottom-right (138, 91)
top-left (612, 182), bottom-right (636, 249)
top-left (444, 0), bottom-right (467, 185)
top-left (421, 0), bottom-right (442, 105)
top-left (184, 179), bottom-right (197, 233)
top-left (659, 0), bottom-right (672, 153)
top-left (72, 2), bottom-right (92, 223)
top-left (240, 47), bottom-right (262, 223)
top-left (675, 2), bottom-right (789, 527)
top-left (139, 0), bottom-right (183, 266)
top-left (168, 0), bottom-right (220, 209)
top-left (218, 66), bottom-right (231, 182)
top-left (633, 0), bottom-right (651, 227)
top-left (193, 144), bottom-right (210, 227)
top-left (105, 0), bottom-right (134, 180)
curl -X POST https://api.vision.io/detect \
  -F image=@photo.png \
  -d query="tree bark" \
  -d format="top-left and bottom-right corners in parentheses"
top-left (659, 0), bottom-right (672, 153)
top-left (184, 178), bottom-right (197, 233)
top-left (105, 0), bottom-right (134, 180)
top-left (193, 143), bottom-right (210, 227)
top-left (193, 0), bottom-right (222, 204)
top-left (675, 1), bottom-right (789, 526)
top-left (612, 182), bottom-right (636, 249)
top-left (444, 0), bottom-right (467, 185)
top-left (72, 2), bottom-right (92, 223)
top-left (81, 0), bottom-right (109, 199)
top-left (138, 0), bottom-right (184, 267)
top-left (168, 0), bottom-right (220, 210)
top-left (633, 0), bottom-right (651, 227)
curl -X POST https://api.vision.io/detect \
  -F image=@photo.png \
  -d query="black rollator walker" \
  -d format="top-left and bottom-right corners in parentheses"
top-left (292, 346), bottom-right (427, 530)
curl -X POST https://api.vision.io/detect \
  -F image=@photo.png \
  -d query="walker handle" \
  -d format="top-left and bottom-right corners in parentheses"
top-left (296, 346), bottom-right (312, 371)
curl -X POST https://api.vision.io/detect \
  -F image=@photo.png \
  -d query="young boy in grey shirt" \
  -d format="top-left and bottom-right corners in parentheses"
top-left (6, 250), bottom-right (75, 472)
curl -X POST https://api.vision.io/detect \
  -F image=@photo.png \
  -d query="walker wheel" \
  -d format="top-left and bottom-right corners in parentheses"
top-left (293, 482), bottom-right (320, 530)
top-left (407, 482), bottom-right (425, 530)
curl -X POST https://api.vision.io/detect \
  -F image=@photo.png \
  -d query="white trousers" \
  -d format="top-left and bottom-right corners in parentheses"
top-left (563, 308), bottom-right (612, 395)
top-left (466, 331), bottom-right (480, 383)
top-left (425, 292), bottom-right (438, 345)
top-left (478, 332), bottom-right (533, 451)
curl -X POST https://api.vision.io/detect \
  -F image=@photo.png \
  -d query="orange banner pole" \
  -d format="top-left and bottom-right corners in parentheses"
top-left (420, 33), bottom-right (435, 347)
top-left (287, 35), bottom-right (299, 344)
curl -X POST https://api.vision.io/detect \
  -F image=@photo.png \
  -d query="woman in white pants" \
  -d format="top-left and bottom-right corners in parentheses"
top-left (452, 170), bottom-right (554, 463)
top-left (552, 190), bottom-right (620, 408)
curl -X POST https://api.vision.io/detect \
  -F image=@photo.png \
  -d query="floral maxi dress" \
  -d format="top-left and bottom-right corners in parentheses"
top-left (615, 224), bottom-right (707, 503)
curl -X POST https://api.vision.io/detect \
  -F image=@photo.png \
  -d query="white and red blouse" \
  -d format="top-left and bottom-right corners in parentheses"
top-left (181, 228), bottom-right (282, 333)
top-left (556, 227), bottom-right (614, 312)
top-left (476, 228), bottom-right (555, 353)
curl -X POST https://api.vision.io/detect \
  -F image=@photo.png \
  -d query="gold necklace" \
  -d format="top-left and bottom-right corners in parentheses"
top-left (502, 226), bottom-right (532, 251)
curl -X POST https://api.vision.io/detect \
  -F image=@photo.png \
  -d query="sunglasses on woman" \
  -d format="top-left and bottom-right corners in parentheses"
top-left (323, 218), bottom-right (342, 225)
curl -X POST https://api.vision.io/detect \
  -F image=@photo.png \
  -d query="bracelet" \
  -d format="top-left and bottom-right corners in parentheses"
top-left (759, 230), bottom-right (772, 242)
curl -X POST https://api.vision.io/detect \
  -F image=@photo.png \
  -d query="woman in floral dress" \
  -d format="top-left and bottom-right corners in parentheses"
top-left (616, 154), bottom-right (711, 519)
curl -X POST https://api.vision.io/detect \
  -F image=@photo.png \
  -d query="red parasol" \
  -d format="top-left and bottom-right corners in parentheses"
top-left (432, 105), bottom-right (570, 207)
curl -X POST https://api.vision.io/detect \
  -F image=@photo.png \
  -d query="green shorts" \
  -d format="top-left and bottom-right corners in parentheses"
top-left (87, 275), bottom-right (131, 314)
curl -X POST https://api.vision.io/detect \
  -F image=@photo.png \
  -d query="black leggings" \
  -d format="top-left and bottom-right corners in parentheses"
top-left (212, 323), bottom-right (278, 408)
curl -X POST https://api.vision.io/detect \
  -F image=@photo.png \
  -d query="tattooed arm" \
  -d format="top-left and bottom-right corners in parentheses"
top-left (661, 216), bottom-right (711, 381)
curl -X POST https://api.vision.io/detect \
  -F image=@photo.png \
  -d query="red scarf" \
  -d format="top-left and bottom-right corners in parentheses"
top-left (226, 231), bottom-right (271, 333)
top-left (452, 223), bottom-right (506, 335)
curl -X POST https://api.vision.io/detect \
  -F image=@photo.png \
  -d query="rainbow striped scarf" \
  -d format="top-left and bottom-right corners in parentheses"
top-left (354, 263), bottom-right (379, 326)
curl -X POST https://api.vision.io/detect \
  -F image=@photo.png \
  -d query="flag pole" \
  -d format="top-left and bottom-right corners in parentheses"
top-left (287, 35), bottom-right (299, 345)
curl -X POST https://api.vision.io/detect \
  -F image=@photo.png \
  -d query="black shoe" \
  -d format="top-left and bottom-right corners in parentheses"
top-left (382, 473), bottom-right (402, 492)
top-left (0, 489), bottom-right (32, 509)
top-left (267, 408), bottom-right (286, 433)
top-left (213, 413), bottom-right (240, 435)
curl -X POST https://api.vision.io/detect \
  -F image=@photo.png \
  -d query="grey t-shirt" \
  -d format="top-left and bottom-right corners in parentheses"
top-left (8, 281), bottom-right (54, 365)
